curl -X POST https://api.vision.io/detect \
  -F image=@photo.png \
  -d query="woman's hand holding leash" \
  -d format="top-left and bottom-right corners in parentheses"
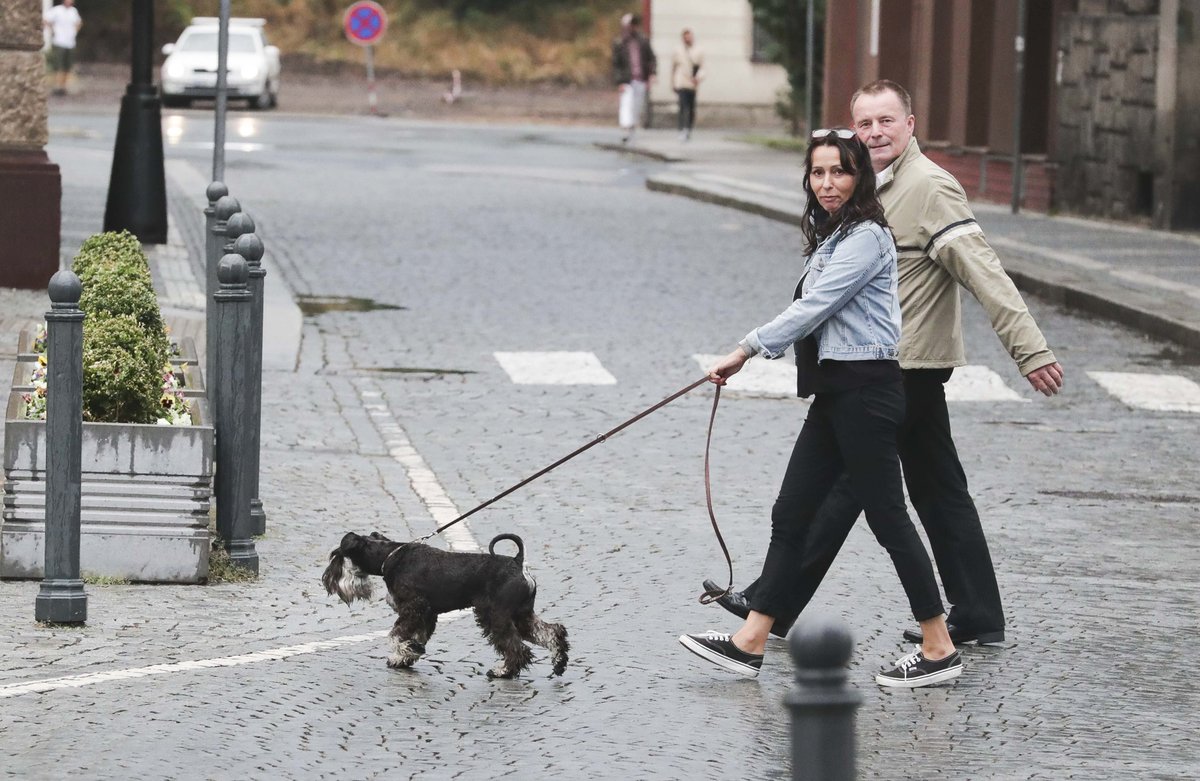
top-left (708, 348), bottom-right (750, 385)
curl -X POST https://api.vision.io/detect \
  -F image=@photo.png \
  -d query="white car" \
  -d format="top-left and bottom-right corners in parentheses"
top-left (160, 18), bottom-right (281, 109)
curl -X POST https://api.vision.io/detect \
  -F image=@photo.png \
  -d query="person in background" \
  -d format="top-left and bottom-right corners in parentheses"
top-left (671, 27), bottom-right (704, 142)
top-left (44, 0), bottom-right (82, 97)
top-left (680, 129), bottom-right (964, 688)
top-left (611, 12), bottom-right (656, 144)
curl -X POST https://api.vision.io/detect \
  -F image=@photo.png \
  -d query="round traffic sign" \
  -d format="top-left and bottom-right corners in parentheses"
top-left (344, 1), bottom-right (388, 46)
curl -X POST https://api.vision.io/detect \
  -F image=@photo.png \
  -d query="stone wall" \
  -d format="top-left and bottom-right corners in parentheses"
top-left (0, 0), bottom-right (48, 149)
top-left (1055, 12), bottom-right (1159, 220)
top-left (0, 0), bottom-right (60, 288)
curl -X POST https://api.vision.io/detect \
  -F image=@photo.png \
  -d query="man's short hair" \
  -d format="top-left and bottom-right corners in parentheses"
top-left (851, 80), bottom-right (913, 116)
top-left (627, 13), bottom-right (641, 27)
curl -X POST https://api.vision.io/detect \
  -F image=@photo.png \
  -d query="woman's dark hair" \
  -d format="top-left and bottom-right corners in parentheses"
top-left (800, 131), bottom-right (890, 255)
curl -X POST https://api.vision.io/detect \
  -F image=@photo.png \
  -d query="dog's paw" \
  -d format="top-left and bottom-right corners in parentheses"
top-left (486, 667), bottom-right (518, 680)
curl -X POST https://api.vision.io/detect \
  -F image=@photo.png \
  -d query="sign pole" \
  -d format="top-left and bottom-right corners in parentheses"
top-left (365, 44), bottom-right (378, 115)
top-left (343, 1), bottom-right (388, 115)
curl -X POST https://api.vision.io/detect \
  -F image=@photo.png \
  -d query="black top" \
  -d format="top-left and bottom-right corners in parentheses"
top-left (790, 272), bottom-right (900, 398)
top-left (794, 336), bottom-right (900, 398)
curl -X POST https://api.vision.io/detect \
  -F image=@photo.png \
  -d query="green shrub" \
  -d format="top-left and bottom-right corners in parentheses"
top-left (80, 314), bottom-right (165, 424)
top-left (72, 230), bottom-right (149, 284)
top-left (78, 262), bottom-right (170, 366)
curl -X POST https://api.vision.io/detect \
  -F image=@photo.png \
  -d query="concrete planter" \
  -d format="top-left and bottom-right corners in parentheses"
top-left (1, 334), bottom-right (214, 583)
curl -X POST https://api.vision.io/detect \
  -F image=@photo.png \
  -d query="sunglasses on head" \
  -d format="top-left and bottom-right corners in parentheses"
top-left (811, 128), bottom-right (856, 140)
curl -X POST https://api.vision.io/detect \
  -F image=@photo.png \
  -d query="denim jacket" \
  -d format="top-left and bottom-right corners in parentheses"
top-left (744, 221), bottom-right (900, 362)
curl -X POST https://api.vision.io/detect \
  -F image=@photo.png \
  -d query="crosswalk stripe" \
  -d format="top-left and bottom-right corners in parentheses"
top-left (692, 354), bottom-right (800, 398)
top-left (1087, 371), bottom-right (1200, 412)
top-left (691, 356), bottom-right (1028, 402)
top-left (943, 365), bottom-right (1028, 402)
top-left (494, 351), bottom-right (617, 385)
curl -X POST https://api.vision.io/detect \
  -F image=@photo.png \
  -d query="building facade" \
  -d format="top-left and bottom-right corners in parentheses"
top-left (821, 0), bottom-right (1199, 228)
top-left (647, 0), bottom-right (789, 126)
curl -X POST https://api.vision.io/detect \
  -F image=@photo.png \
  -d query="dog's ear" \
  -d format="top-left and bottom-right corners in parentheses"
top-left (321, 553), bottom-right (345, 598)
top-left (369, 531), bottom-right (394, 543)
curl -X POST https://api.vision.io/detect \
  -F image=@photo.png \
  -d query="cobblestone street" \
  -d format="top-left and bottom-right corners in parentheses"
top-left (1, 111), bottom-right (1197, 780)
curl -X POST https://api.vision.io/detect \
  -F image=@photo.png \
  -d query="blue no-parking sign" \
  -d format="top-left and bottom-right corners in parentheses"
top-left (343, 1), bottom-right (388, 47)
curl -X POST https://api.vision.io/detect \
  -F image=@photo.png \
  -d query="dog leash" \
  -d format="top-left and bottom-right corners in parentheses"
top-left (412, 376), bottom-right (735, 604)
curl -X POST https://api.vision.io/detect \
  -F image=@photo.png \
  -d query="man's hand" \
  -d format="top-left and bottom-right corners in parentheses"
top-left (707, 349), bottom-right (749, 386)
top-left (1025, 362), bottom-right (1064, 397)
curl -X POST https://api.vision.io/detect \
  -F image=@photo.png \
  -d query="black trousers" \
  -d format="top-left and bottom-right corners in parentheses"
top-left (750, 381), bottom-right (945, 623)
top-left (677, 88), bottom-right (696, 131)
top-left (742, 369), bottom-right (1005, 633)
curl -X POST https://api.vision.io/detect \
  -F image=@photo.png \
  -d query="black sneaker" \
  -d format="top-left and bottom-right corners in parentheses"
top-left (678, 630), bottom-right (763, 678)
top-left (875, 648), bottom-right (963, 688)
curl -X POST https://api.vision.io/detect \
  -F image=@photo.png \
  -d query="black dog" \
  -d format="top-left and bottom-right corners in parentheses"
top-left (322, 531), bottom-right (568, 679)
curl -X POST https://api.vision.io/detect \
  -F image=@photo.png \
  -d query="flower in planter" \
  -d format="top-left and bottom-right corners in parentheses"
top-left (24, 320), bottom-right (195, 426)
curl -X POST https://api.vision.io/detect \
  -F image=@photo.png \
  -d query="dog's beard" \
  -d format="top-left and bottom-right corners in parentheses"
top-left (327, 556), bottom-right (373, 605)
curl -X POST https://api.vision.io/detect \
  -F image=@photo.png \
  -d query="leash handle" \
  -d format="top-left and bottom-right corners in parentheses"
top-left (427, 376), bottom-right (712, 539)
top-left (697, 383), bottom-right (734, 605)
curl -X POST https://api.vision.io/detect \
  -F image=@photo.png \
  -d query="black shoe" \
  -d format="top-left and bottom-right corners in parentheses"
top-left (701, 580), bottom-right (791, 639)
top-left (678, 630), bottom-right (763, 678)
top-left (876, 648), bottom-right (963, 688)
top-left (902, 624), bottom-right (1005, 645)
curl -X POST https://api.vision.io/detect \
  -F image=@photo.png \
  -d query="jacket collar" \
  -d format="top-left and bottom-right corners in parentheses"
top-left (875, 137), bottom-right (921, 191)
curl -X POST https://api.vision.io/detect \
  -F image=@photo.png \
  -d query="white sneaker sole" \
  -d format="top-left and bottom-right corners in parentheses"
top-left (875, 663), bottom-right (963, 688)
top-left (678, 635), bottom-right (760, 678)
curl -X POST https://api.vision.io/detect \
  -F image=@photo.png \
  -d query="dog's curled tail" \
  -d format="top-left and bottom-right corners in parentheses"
top-left (488, 533), bottom-right (524, 566)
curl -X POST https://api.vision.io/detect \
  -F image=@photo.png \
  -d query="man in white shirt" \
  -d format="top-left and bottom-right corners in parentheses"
top-left (44, 0), bottom-right (82, 96)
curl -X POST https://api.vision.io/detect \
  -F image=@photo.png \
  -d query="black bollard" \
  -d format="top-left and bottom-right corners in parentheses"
top-left (35, 270), bottom-right (87, 624)
top-left (785, 616), bottom-right (862, 781)
top-left (234, 231), bottom-right (267, 536)
top-left (207, 193), bottom-right (240, 423)
top-left (213, 254), bottom-right (258, 574)
top-left (204, 181), bottom-right (228, 320)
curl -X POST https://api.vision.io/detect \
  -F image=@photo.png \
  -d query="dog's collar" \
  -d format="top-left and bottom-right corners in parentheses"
top-left (383, 543), bottom-right (409, 565)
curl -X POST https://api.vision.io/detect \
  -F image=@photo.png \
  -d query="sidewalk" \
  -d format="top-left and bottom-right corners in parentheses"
top-left (612, 128), bottom-right (1200, 351)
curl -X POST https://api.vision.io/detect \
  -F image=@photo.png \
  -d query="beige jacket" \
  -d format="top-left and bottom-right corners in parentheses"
top-left (671, 44), bottom-right (704, 91)
top-left (878, 138), bottom-right (1056, 375)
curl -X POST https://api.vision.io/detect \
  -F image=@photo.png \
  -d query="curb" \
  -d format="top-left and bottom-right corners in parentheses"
top-left (646, 173), bottom-right (803, 228)
top-left (593, 141), bottom-right (685, 163)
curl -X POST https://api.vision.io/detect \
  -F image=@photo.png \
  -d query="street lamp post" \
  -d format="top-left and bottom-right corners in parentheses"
top-left (103, 0), bottom-right (167, 243)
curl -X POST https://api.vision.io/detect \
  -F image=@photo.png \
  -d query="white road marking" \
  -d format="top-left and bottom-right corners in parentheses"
top-left (1088, 372), bottom-right (1200, 412)
top-left (944, 365), bottom-right (1028, 402)
top-left (495, 351), bottom-right (617, 385)
top-left (356, 382), bottom-right (480, 552)
top-left (692, 354), bottom-right (799, 398)
top-left (690, 356), bottom-right (1027, 403)
top-left (0, 632), bottom-right (387, 699)
top-left (0, 605), bottom-right (474, 700)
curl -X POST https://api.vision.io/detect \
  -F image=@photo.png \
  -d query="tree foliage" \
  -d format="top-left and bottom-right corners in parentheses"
top-left (749, 0), bottom-right (825, 135)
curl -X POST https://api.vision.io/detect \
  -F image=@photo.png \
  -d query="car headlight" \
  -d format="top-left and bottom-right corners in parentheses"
top-left (165, 61), bottom-right (185, 79)
top-left (240, 63), bottom-right (260, 80)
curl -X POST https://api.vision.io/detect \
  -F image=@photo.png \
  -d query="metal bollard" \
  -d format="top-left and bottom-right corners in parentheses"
top-left (35, 270), bottom-right (88, 624)
top-left (213, 253), bottom-right (258, 574)
top-left (234, 231), bottom-right (267, 536)
top-left (207, 193), bottom-right (240, 422)
top-left (785, 616), bottom-right (862, 781)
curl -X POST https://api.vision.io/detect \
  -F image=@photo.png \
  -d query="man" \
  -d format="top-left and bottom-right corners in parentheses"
top-left (670, 28), bottom-right (704, 142)
top-left (44, 0), bottom-right (83, 97)
top-left (707, 80), bottom-right (1064, 646)
top-left (611, 13), bottom-right (656, 144)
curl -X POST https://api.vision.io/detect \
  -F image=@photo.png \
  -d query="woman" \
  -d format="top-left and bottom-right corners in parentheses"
top-left (671, 28), bottom-right (704, 141)
top-left (678, 129), bottom-right (962, 688)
